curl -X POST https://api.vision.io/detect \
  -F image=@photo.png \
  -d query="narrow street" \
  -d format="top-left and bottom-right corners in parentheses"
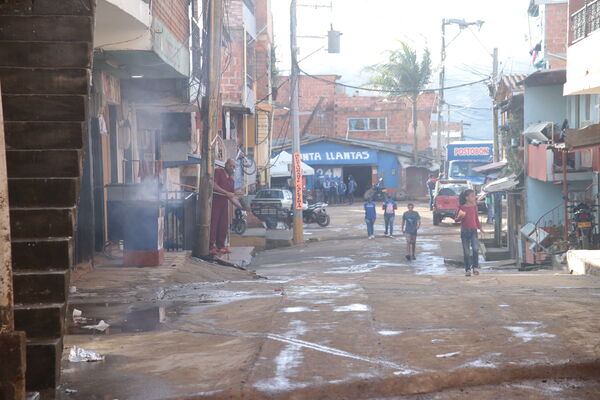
top-left (58, 203), bottom-right (600, 399)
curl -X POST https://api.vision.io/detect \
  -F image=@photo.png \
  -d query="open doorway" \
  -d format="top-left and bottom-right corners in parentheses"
top-left (343, 166), bottom-right (372, 197)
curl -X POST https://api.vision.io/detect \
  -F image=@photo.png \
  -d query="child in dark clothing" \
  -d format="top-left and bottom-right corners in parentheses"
top-left (401, 203), bottom-right (421, 260)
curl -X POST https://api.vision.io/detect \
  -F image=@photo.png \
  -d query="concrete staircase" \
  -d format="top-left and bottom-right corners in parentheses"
top-left (0, 0), bottom-right (94, 390)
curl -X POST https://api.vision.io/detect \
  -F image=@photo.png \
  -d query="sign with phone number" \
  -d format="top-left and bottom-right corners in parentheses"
top-left (293, 152), bottom-right (303, 210)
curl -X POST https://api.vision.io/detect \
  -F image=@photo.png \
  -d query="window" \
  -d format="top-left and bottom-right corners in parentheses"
top-left (348, 117), bottom-right (387, 131)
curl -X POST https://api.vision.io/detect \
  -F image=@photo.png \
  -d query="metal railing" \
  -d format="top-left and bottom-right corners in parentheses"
top-left (162, 191), bottom-right (196, 251)
top-left (572, 0), bottom-right (600, 42)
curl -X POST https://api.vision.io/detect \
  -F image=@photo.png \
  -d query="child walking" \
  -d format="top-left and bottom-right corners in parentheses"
top-left (456, 189), bottom-right (484, 276)
top-left (382, 195), bottom-right (398, 237)
top-left (364, 197), bottom-right (376, 239)
top-left (401, 203), bottom-right (421, 260)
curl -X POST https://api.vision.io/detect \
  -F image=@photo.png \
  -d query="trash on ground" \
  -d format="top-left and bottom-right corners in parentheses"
top-left (68, 346), bottom-right (105, 362)
top-left (72, 309), bottom-right (89, 324)
top-left (83, 320), bottom-right (110, 332)
top-left (64, 388), bottom-right (78, 393)
top-left (69, 285), bottom-right (77, 294)
top-left (436, 351), bottom-right (461, 358)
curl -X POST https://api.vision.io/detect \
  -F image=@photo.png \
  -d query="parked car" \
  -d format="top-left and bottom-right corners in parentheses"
top-left (432, 180), bottom-right (473, 226)
top-left (251, 189), bottom-right (294, 229)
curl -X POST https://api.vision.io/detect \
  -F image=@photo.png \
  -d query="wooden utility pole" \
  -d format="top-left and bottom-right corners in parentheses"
top-left (290, 0), bottom-right (304, 245)
top-left (193, 0), bottom-right (224, 258)
top-left (492, 47), bottom-right (499, 163)
top-left (437, 19), bottom-right (446, 164)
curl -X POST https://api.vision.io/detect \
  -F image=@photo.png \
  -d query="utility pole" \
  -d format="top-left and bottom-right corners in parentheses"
top-left (492, 47), bottom-right (499, 163)
top-left (437, 19), bottom-right (446, 165)
top-left (193, 0), bottom-right (224, 258)
top-left (290, 0), bottom-right (304, 245)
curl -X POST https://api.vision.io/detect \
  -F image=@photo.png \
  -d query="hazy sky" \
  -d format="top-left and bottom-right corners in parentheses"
top-left (271, 0), bottom-right (540, 140)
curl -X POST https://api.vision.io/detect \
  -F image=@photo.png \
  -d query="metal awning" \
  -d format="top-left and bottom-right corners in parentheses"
top-left (523, 122), bottom-right (553, 142)
top-left (564, 123), bottom-right (600, 150)
top-left (482, 174), bottom-right (519, 193)
top-left (472, 161), bottom-right (507, 174)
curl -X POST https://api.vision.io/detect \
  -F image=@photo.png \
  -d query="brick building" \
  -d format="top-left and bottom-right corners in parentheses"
top-left (219, 0), bottom-right (274, 190)
top-left (273, 75), bottom-right (438, 155)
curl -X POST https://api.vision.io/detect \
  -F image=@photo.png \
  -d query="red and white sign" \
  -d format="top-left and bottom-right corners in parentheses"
top-left (293, 152), bottom-right (303, 210)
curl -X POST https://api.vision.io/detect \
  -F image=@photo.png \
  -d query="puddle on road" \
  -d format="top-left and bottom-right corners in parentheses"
top-left (119, 306), bottom-right (166, 333)
top-left (333, 304), bottom-right (370, 312)
top-left (378, 330), bottom-right (403, 336)
top-left (505, 322), bottom-right (556, 342)
top-left (282, 307), bottom-right (312, 313)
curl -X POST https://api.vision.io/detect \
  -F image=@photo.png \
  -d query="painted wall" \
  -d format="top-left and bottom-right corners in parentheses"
top-left (377, 151), bottom-right (401, 190)
top-left (524, 84), bottom-right (567, 128)
top-left (525, 177), bottom-right (589, 224)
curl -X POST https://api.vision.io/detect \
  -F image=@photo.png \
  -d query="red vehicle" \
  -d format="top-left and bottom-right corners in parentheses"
top-left (432, 180), bottom-right (473, 225)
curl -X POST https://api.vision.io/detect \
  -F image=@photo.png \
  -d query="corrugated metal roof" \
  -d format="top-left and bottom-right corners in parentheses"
top-left (500, 74), bottom-right (527, 93)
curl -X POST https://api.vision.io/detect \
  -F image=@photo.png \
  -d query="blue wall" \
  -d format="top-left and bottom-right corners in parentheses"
top-left (524, 84), bottom-right (567, 127)
top-left (293, 140), bottom-right (400, 189)
top-left (525, 177), bottom-right (589, 224)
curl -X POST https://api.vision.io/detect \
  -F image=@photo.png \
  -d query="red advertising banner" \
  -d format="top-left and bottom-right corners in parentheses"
top-left (293, 152), bottom-right (303, 210)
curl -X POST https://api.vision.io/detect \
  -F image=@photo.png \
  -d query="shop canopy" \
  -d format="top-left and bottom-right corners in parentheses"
top-left (482, 174), bottom-right (519, 193)
top-left (270, 151), bottom-right (315, 178)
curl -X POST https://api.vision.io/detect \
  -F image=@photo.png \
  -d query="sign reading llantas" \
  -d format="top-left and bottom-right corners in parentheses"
top-left (293, 152), bottom-right (303, 210)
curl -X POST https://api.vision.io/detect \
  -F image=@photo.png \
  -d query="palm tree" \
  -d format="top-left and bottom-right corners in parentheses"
top-left (368, 42), bottom-right (432, 164)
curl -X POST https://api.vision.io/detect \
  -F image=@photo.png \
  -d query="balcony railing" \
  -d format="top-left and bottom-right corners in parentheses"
top-left (572, 0), bottom-right (600, 42)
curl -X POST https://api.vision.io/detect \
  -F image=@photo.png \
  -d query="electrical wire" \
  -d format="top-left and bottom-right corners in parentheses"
top-left (298, 65), bottom-right (490, 94)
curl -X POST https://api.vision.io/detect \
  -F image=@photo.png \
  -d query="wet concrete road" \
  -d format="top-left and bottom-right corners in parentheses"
top-left (56, 203), bottom-right (600, 399)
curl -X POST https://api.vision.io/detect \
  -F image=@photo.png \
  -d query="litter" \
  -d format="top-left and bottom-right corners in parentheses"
top-left (72, 309), bottom-right (89, 324)
top-left (83, 320), bottom-right (110, 332)
top-left (436, 351), bottom-right (461, 358)
top-left (64, 389), bottom-right (78, 393)
top-left (69, 286), bottom-right (77, 294)
top-left (68, 346), bottom-right (105, 362)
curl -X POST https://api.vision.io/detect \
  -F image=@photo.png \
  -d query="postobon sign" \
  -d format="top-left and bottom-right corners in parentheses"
top-left (293, 152), bottom-right (303, 210)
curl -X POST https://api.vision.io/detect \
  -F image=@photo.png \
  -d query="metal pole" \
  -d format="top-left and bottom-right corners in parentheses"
top-left (290, 0), bottom-right (304, 245)
top-left (193, 0), bottom-right (224, 258)
top-left (437, 19), bottom-right (446, 164)
top-left (492, 47), bottom-right (499, 163)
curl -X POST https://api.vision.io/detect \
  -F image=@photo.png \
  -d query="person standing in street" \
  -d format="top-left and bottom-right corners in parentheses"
top-left (338, 180), bottom-right (347, 205)
top-left (426, 174), bottom-right (438, 211)
top-left (329, 180), bottom-right (338, 205)
top-left (382, 195), bottom-right (398, 237)
top-left (210, 158), bottom-right (238, 255)
top-left (323, 178), bottom-right (331, 204)
top-left (347, 176), bottom-right (357, 204)
top-left (401, 203), bottom-right (421, 260)
top-left (455, 189), bottom-right (484, 276)
top-left (364, 197), bottom-right (376, 239)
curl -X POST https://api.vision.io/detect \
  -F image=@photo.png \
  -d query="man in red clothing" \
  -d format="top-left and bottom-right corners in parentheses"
top-left (210, 159), bottom-right (237, 255)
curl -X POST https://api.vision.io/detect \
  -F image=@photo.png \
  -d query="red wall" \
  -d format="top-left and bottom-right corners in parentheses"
top-left (153, 0), bottom-right (190, 44)
top-left (545, 3), bottom-right (568, 69)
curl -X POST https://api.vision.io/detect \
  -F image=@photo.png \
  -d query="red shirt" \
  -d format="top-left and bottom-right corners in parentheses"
top-left (457, 204), bottom-right (481, 230)
top-left (214, 167), bottom-right (234, 201)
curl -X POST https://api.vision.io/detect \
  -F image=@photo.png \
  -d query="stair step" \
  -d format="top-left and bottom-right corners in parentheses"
top-left (14, 303), bottom-right (65, 339)
top-left (6, 149), bottom-right (80, 178)
top-left (8, 177), bottom-right (79, 208)
top-left (9, 208), bottom-right (74, 239)
top-left (13, 270), bottom-right (68, 304)
top-left (11, 238), bottom-right (72, 271)
top-left (25, 338), bottom-right (62, 391)
top-left (4, 121), bottom-right (83, 150)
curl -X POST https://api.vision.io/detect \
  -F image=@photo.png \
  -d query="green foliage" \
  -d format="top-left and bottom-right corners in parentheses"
top-left (366, 41), bottom-right (432, 101)
top-left (501, 114), bottom-right (524, 175)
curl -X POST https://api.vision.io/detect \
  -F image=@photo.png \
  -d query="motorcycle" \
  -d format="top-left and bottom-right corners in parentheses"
top-left (230, 208), bottom-right (247, 235)
top-left (569, 202), bottom-right (597, 249)
top-left (364, 178), bottom-right (386, 201)
top-left (285, 202), bottom-right (331, 229)
top-left (303, 202), bottom-right (330, 227)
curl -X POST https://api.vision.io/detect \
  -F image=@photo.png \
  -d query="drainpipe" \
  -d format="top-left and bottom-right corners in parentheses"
top-left (0, 84), bottom-right (13, 333)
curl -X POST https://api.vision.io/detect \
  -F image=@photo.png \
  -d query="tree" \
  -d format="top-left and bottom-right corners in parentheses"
top-left (367, 42), bottom-right (432, 164)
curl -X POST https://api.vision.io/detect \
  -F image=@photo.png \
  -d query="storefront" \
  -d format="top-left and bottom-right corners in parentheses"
top-left (274, 137), bottom-right (434, 198)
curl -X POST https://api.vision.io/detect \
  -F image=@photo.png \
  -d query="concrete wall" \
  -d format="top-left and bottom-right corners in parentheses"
top-left (524, 84), bottom-right (567, 127)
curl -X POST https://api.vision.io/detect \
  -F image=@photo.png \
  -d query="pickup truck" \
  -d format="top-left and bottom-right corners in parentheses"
top-left (432, 180), bottom-right (473, 226)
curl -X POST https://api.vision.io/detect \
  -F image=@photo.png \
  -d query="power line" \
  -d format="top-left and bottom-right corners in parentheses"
top-left (298, 66), bottom-right (490, 94)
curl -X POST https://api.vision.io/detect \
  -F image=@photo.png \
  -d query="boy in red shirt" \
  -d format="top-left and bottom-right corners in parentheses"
top-left (455, 189), bottom-right (484, 276)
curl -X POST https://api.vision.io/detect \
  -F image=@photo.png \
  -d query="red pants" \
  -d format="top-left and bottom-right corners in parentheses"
top-left (210, 198), bottom-right (229, 249)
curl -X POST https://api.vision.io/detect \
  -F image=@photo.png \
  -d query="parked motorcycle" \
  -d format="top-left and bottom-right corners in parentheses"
top-left (230, 208), bottom-right (247, 235)
top-left (303, 202), bottom-right (330, 227)
top-left (569, 202), bottom-right (597, 249)
top-left (364, 178), bottom-right (386, 201)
